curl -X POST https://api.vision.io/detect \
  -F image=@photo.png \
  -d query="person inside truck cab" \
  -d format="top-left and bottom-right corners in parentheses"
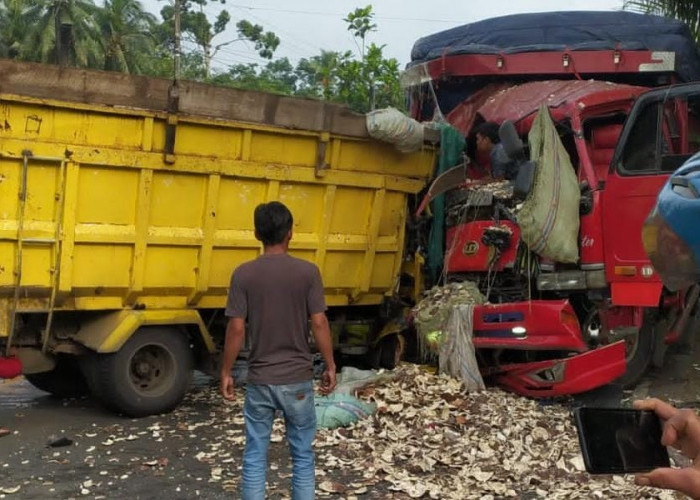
top-left (473, 121), bottom-right (518, 181)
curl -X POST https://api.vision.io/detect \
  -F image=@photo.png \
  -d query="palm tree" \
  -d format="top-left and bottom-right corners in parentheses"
top-left (95, 0), bottom-right (156, 74)
top-left (22, 0), bottom-right (103, 68)
top-left (624, 1), bottom-right (700, 41)
top-left (0, 0), bottom-right (34, 59)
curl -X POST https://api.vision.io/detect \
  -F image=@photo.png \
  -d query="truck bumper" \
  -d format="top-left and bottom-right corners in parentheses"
top-left (472, 300), bottom-right (587, 351)
top-left (469, 300), bottom-right (626, 397)
top-left (492, 341), bottom-right (626, 398)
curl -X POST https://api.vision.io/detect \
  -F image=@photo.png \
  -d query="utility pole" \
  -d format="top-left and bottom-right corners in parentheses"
top-left (173, 0), bottom-right (181, 83)
top-left (165, 0), bottom-right (181, 164)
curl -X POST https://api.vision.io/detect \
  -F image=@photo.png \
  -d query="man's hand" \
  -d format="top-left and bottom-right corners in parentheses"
top-left (634, 398), bottom-right (700, 499)
top-left (220, 373), bottom-right (235, 401)
top-left (319, 367), bottom-right (337, 395)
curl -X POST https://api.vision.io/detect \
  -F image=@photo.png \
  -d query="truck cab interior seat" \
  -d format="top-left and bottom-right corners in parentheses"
top-left (589, 123), bottom-right (623, 182)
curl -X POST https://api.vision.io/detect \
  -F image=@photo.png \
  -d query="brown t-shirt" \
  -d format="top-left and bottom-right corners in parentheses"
top-left (225, 253), bottom-right (326, 385)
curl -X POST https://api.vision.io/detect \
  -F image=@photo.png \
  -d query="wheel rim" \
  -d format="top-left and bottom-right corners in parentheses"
top-left (128, 344), bottom-right (176, 397)
top-left (583, 308), bottom-right (640, 364)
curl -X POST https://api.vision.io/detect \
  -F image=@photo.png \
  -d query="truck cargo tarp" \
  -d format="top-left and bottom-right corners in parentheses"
top-left (410, 11), bottom-right (700, 83)
top-left (427, 124), bottom-right (466, 282)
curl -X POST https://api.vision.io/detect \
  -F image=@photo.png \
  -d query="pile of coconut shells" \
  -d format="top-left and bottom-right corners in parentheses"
top-left (412, 282), bottom-right (484, 360)
top-left (312, 364), bottom-right (681, 499)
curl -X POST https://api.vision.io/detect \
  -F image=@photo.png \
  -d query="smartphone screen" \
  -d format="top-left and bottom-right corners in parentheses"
top-left (574, 407), bottom-right (670, 474)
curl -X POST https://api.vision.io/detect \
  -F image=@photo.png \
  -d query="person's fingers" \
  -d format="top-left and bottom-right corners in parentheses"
top-left (636, 467), bottom-right (700, 499)
top-left (633, 398), bottom-right (679, 421)
top-left (661, 419), bottom-right (681, 448)
top-left (663, 409), bottom-right (700, 454)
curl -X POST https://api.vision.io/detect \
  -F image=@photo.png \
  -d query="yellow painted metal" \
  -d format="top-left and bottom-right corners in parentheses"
top-left (73, 309), bottom-right (215, 353)
top-left (0, 88), bottom-right (435, 342)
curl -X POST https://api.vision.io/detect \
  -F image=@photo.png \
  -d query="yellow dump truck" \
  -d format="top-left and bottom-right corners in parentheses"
top-left (0, 60), bottom-right (435, 416)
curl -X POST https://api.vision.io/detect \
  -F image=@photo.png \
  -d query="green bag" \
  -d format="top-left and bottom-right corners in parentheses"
top-left (517, 105), bottom-right (580, 263)
top-left (315, 393), bottom-right (376, 429)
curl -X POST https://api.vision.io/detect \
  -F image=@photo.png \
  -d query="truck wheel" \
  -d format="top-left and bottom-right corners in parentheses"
top-left (615, 321), bottom-right (655, 388)
top-left (375, 334), bottom-right (404, 370)
top-left (90, 328), bottom-right (193, 417)
top-left (24, 356), bottom-right (89, 398)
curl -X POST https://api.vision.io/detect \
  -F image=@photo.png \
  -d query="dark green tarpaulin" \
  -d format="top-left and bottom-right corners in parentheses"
top-left (427, 124), bottom-right (465, 283)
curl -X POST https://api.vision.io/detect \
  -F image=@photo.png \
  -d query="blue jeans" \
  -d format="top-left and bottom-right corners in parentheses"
top-left (242, 380), bottom-right (316, 500)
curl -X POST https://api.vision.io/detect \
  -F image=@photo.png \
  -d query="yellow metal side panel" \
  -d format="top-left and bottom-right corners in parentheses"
top-left (378, 192), bottom-right (407, 237)
top-left (328, 187), bottom-right (372, 235)
top-left (150, 172), bottom-right (205, 228)
top-left (24, 160), bottom-right (59, 222)
top-left (0, 243), bottom-right (13, 286)
top-left (72, 245), bottom-right (132, 288)
top-left (370, 253), bottom-right (397, 291)
top-left (249, 131), bottom-right (317, 167)
top-left (3, 103), bottom-right (143, 149)
top-left (216, 178), bottom-right (267, 230)
top-left (336, 140), bottom-right (435, 178)
top-left (322, 252), bottom-right (364, 289)
top-left (0, 158), bottom-right (19, 216)
top-left (143, 246), bottom-right (198, 289)
top-left (176, 123), bottom-right (243, 158)
top-left (76, 166), bottom-right (138, 225)
top-left (20, 247), bottom-right (51, 286)
top-left (278, 183), bottom-right (325, 235)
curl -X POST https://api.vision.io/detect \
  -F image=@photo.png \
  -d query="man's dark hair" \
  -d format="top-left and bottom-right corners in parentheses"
top-left (254, 201), bottom-right (293, 246)
top-left (473, 121), bottom-right (501, 144)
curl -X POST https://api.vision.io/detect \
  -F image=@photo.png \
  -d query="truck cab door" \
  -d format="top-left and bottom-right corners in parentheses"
top-left (602, 84), bottom-right (700, 306)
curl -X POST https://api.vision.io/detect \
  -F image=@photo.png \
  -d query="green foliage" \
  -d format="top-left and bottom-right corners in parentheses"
top-left (95, 0), bottom-right (156, 74)
top-left (624, 0), bottom-right (700, 41)
top-left (0, 1), bottom-right (404, 114)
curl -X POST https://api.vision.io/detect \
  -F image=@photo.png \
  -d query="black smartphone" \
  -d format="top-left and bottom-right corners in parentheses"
top-left (573, 407), bottom-right (670, 474)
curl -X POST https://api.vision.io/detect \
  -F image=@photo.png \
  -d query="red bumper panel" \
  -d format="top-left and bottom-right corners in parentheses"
top-left (472, 300), bottom-right (587, 352)
top-left (493, 341), bottom-right (626, 398)
top-left (446, 220), bottom-right (520, 273)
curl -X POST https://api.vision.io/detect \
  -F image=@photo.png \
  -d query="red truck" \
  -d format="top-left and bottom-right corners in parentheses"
top-left (405, 11), bottom-right (700, 396)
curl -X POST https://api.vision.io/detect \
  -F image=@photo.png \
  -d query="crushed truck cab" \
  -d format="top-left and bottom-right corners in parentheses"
top-left (408, 11), bottom-right (700, 397)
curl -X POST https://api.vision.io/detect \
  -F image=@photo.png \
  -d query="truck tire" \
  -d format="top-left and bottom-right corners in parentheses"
top-left (90, 327), bottom-right (193, 417)
top-left (370, 334), bottom-right (404, 370)
top-left (615, 321), bottom-right (655, 388)
top-left (24, 356), bottom-right (89, 398)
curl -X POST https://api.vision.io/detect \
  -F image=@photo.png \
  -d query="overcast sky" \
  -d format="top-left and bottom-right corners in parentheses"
top-left (143, 0), bottom-right (626, 70)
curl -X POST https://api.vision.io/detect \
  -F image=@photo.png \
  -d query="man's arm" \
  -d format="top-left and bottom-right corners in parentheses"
top-left (220, 317), bottom-right (245, 400)
top-left (311, 312), bottom-right (336, 394)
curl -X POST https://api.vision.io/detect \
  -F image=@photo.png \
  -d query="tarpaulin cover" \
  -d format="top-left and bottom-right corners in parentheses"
top-left (427, 124), bottom-right (466, 282)
top-left (411, 11), bottom-right (700, 82)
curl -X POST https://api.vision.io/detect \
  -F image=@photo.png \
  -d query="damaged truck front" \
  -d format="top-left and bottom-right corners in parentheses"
top-left (0, 60), bottom-right (436, 416)
top-left (406, 11), bottom-right (700, 397)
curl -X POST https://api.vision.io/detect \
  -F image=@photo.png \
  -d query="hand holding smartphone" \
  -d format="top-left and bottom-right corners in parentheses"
top-left (574, 407), bottom-right (670, 474)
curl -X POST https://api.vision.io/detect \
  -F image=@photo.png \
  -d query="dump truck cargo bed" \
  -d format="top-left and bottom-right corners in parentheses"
top-left (0, 60), bottom-right (435, 339)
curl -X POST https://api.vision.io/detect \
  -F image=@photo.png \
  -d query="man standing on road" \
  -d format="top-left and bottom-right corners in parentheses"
top-left (220, 201), bottom-right (337, 500)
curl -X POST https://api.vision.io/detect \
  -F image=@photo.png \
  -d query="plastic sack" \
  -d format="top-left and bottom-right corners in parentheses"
top-left (334, 366), bottom-right (386, 395)
top-left (517, 104), bottom-right (580, 263)
top-left (366, 107), bottom-right (425, 153)
top-left (315, 393), bottom-right (376, 429)
top-left (438, 304), bottom-right (485, 392)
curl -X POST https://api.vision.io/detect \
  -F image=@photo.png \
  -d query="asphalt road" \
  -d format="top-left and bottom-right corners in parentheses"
top-left (1, 341), bottom-right (699, 500)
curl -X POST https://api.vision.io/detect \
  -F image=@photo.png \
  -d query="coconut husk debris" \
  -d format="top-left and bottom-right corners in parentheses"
top-left (5, 367), bottom-right (685, 499)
